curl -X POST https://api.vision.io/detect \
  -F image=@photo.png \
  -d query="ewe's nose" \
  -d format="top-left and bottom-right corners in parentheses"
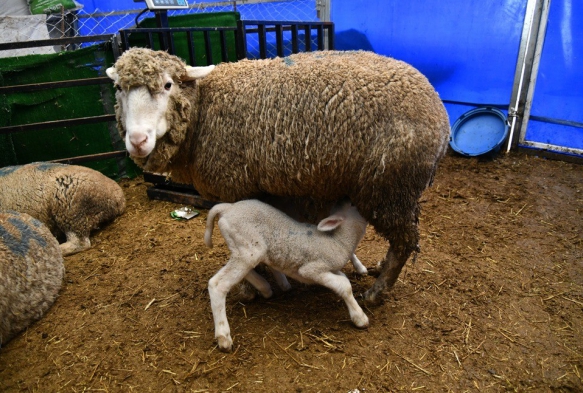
top-left (129, 132), bottom-right (148, 150)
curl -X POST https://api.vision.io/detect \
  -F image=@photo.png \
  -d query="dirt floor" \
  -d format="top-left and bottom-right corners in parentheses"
top-left (0, 151), bottom-right (582, 392)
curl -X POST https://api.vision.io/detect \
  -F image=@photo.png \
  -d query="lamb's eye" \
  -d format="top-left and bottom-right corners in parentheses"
top-left (164, 82), bottom-right (172, 91)
top-left (115, 84), bottom-right (122, 92)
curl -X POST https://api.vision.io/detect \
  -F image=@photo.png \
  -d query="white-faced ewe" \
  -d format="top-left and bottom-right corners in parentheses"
top-left (106, 48), bottom-right (450, 304)
top-left (0, 210), bottom-right (65, 348)
top-left (204, 199), bottom-right (369, 352)
top-left (0, 163), bottom-right (126, 256)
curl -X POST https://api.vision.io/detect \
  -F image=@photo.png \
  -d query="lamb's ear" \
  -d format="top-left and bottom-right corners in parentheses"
top-left (317, 215), bottom-right (345, 232)
top-left (106, 67), bottom-right (118, 81)
top-left (181, 65), bottom-right (216, 81)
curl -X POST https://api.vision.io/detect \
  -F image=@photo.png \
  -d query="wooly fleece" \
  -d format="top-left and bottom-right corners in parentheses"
top-left (0, 210), bottom-right (64, 347)
top-left (111, 48), bottom-right (450, 302)
top-left (0, 163), bottom-right (126, 256)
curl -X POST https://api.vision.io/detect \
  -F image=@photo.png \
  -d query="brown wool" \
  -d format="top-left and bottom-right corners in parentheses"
top-left (110, 48), bottom-right (450, 299)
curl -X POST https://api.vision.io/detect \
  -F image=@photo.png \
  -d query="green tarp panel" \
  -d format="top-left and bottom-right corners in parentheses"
top-left (132, 12), bottom-right (240, 65)
top-left (0, 44), bottom-right (138, 179)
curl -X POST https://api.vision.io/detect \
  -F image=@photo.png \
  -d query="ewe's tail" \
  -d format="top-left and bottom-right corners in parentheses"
top-left (204, 203), bottom-right (232, 248)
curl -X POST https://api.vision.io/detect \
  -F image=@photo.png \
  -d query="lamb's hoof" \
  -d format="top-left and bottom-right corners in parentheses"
top-left (259, 287), bottom-right (274, 299)
top-left (352, 313), bottom-right (369, 329)
top-left (217, 335), bottom-right (233, 352)
top-left (355, 266), bottom-right (369, 276)
top-left (279, 281), bottom-right (292, 292)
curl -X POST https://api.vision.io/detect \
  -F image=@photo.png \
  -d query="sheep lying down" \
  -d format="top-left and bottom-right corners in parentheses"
top-left (0, 210), bottom-right (64, 347)
top-left (205, 199), bottom-right (368, 352)
top-left (107, 48), bottom-right (450, 304)
top-left (0, 163), bottom-right (126, 256)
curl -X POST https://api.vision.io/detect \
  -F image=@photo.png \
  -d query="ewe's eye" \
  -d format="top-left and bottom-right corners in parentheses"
top-left (115, 84), bottom-right (122, 92)
top-left (164, 82), bottom-right (172, 91)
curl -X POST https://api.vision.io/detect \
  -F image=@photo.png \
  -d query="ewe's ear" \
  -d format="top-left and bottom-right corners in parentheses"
top-left (106, 67), bottom-right (118, 81)
top-left (181, 65), bottom-right (216, 81)
top-left (317, 215), bottom-right (345, 232)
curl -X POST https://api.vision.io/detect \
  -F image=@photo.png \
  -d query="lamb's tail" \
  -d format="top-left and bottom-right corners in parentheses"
top-left (204, 203), bottom-right (232, 248)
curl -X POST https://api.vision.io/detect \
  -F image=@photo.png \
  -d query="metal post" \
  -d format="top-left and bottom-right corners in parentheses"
top-left (506, 0), bottom-right (551, 152)
top-left (316, 0), bottom-right (331, 50)
top-left (155, 10), bottom-right (170, 51)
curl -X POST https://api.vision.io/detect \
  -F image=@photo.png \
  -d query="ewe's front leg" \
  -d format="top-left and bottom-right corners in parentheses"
top-left (314, 271), bottom-right (369, 328)
top-left (60, 232), bottom-right (91, 256)
top-left (208, 260), bottom-right (252, 352)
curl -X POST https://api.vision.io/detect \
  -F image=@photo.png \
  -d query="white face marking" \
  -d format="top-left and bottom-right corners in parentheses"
top-left (115, 73), bottom-right (175, 158)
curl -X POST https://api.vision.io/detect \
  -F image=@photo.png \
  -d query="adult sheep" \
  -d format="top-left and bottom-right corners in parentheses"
top-left (106, 48), bottom-right (450, 304)
top-left (0, 162), bottom-right (126, 256)
top-left (0, 210), bottom-right (64, 347)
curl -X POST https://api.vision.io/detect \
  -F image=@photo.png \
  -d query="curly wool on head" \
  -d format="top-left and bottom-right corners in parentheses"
top-left (113, 47), bottom-right (187, 91)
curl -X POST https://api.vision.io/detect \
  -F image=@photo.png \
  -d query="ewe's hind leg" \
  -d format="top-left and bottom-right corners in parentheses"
top-left (60, 232), bottom-right (91, 256)
top-left (313, 271), bottom-right (369, 328)
top-left (208, 260), bottom-right (253, 352)
top-left (363, 248), bottom-right (407, 304)
top-left (364, 223), bottom-right (419, 305)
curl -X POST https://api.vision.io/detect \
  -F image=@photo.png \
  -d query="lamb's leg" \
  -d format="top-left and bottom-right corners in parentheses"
top-left (244, 269), bottom-right (273, 298)
top-left (60, 232), bottom-right (91, 256)
top-left (312, 271), bottom-right (369, 328)
top-left (350, 254), bottom-right (368, 275)
top-left (208, 260), bottom-right (253, 352)
top-left (267, 266), bottom-right (292, 291)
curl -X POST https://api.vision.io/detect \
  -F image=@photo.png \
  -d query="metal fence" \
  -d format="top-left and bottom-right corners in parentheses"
top-left (43, 0), bottom-right (320, 58)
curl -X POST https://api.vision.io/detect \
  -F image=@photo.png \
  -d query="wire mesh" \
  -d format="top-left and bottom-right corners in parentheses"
top-left (45, 0), bottom-right (319, 57)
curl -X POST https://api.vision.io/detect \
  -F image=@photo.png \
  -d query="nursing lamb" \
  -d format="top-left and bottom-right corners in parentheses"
top-left (205, 199), bottom-right (369, 352)
top-left (106, 48), bottom-right (450, 303)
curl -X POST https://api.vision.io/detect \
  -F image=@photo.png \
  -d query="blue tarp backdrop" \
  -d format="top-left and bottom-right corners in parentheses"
top-left (331, 0), bottom-right (582, 156)
top-left (332, 0), bottom-right (527, 127)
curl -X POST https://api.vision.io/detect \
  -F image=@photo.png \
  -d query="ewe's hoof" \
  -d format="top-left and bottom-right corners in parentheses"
top-left (233, 282), bottom-right (257, 302)
top-left (217, 335), bottom-right (233, 352)
top-left (366, 267), bottom-right (381, 278)
top-left (362, 289), bottom-right (383, 306)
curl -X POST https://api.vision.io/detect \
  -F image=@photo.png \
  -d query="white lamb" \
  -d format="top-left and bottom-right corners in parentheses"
top-left (204, 199), bottom-right (369, 352)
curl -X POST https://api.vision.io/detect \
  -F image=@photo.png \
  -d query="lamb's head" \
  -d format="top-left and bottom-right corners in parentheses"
top-left (106, 48), bottom-right (215, 170)
top-left (317, 201), bottom-right (368, 243)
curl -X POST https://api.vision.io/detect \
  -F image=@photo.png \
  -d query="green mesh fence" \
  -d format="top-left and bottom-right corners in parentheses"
top-left (0, 43), bottom-right (139, 179)
top-left (0, 12), bottom-right (240, 180)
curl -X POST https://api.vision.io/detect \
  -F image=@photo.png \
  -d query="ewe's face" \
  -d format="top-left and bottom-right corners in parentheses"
top-left (106, 55), bottom-right (215, 160)
top-left (111, 72), bottom-right (175, 158)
